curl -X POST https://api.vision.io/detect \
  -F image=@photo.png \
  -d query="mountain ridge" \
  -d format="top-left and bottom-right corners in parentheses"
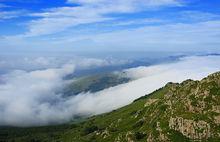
top-left (1, 72), bottom-right (220, 142)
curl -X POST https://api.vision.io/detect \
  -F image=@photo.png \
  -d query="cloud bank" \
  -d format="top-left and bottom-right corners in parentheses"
top-left (0, 55), bottom-right (220, 126)
top-left (0, 64), bottom-right (75, 126)
top-left (72, 55), bottom-right (220, 115)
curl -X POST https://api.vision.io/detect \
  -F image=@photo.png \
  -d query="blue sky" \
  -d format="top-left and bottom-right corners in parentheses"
top-left (0, 0), bottom-right (220, 52)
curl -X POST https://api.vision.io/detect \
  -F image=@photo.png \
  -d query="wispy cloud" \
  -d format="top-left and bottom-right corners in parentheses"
top-left (37, 20), bottom-right (220, 51)
top-left (2, 18), bottom-right (220, 52)
top-left (24, 0), bottom-right (183, 36)
top-left (179, 11), bottom-right (220, 22)
top-left (67, 0), bottom-right (183, 8)
top-left (0, 3), bottom-right (8, 8)
top-left (91, 20), bottom-right (220, 47)
top-left (111, 18), bottom-right (164, 26)
top-left (1, 0), bottom-right (220, 52)
top-left (0, 10), bottom-right (25, 20)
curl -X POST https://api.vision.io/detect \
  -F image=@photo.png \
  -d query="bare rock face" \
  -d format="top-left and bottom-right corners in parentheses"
top-left (147, 133), bottom-right (154, 142)
top-left (125, 131), bottom-right (134, 142)
top-left (169, 117), bottom-right (211, 140)
top-left (212, 105), bottom-right (220, 113)
top-left (144, 99), bottom-right (158, 107)
top-left (214, 115), bottom-right (220, 124)
top-left (101, 129), bottom-right (110, 139)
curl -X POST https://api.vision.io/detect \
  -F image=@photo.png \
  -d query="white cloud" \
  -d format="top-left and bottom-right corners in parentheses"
top-left (1, 55), bottom-right (220, 126)
top-left (0, 56), bottom-right (129, 126)
top-left (111, 18), bottom-right (164, 26)
top-left (0, 56), bottom-right (129, 73)
top-left (0, 10), bottom-right (25, 20)
top-left (71, 55), bottom-right (220, 115)
top-left (68, 0), bottom-right (182, 7)
top-left (25, 0), bottom-right (183, 36)
top-left (179, 11), bottom-right (220, 21)
top-left (2, 18), bottom-right (220, 52)
top-left (92, 20), bottom-right (220, 44)
top-left (44, 20), bottom-right (220, 51)
top-left (0, 64), bottom-right (75, 126)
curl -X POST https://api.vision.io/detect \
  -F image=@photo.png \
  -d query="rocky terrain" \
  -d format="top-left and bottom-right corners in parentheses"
top-left (1, 72), bottom-right (220, 142)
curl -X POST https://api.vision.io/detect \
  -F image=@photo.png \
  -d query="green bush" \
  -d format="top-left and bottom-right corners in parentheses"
top-left (134, 132), bottom-right (146, 140)
top-left (81, 125), bottom-right (99, 136)
top-left (133, 119), bottom-right (144, 128)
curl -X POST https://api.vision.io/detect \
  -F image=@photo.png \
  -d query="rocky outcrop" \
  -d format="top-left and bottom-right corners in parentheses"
top-left (147, 133), bottom-right (154, 142)
top-left (214, 115), bottom-right (220, 124)
top-left (169, 117), bottom-right (211, 140)
top-left (144, 99), bottom-right (158, 107)
top-left (212, 105), bottom-right (220, 113)
top-left (126, 131), bottom-right (134, 142)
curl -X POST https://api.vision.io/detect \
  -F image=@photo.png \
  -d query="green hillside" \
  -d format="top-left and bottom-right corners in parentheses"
top-left (2, 72), bottom-right (220, 142)
top-left (63, 72), bottom-right (130, 96)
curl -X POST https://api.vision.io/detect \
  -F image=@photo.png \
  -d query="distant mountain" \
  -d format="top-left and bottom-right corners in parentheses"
top-left (2, 72), bottom-right (220, 142)
top-left (63, 72), bottom-right (130, 96)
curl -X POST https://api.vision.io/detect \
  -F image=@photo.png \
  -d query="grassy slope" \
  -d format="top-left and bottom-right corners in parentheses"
top-left (63, 72), bottom-right (130, 96)
top-left (2, 72), bottom-right (220, 142)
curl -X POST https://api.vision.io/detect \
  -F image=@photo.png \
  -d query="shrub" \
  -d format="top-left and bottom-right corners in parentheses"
top-left (81, 125), bottom-right (99, 135)
top-left (134, 132), bottom-right (146, 140)
top-left (133, 119), bottom-right (144, 128)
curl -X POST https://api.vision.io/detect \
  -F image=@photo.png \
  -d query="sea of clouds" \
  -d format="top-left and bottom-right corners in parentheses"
top-left (0, 55), bottom-right (220, 126)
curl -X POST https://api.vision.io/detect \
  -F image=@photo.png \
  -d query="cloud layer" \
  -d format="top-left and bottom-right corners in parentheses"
top-left (72, 55), bottom-right (220, 115)
top-left (0, 55), bottom-right (220, 126)
top-left (0, 64), bottom-right (75, 126)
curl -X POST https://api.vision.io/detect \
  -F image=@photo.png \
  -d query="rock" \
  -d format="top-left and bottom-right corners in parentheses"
top-left (144, 99), bottom-right (158, 107)
top-left (214, 115), bottom-right (220, 124)
top-left (126, 131), bottom-right (134, 142)
top-left (212, 105), bottom-right (220, 113)
top-left (169, 117), bottom-right (211, 140)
